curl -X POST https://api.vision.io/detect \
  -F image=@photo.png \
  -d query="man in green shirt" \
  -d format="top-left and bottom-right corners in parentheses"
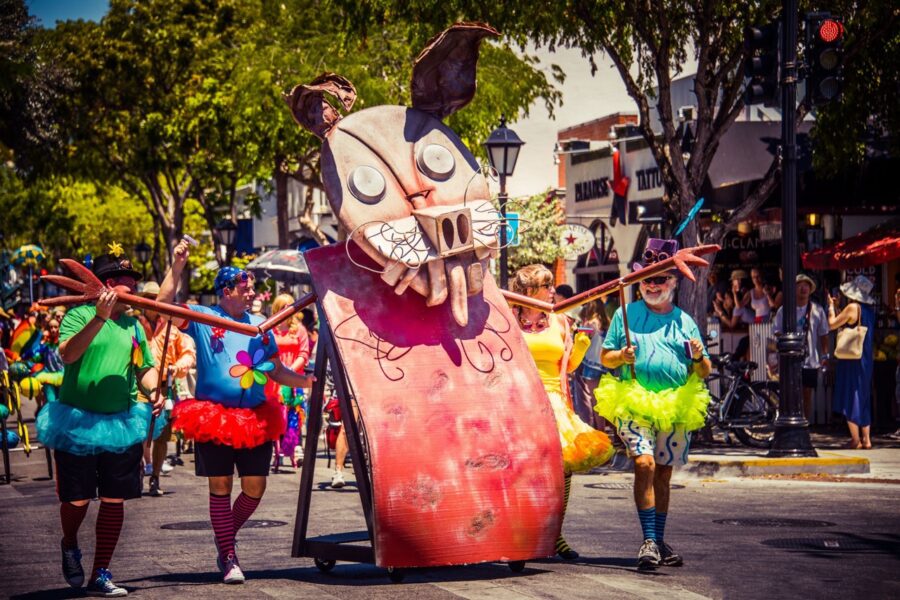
top-left (37, 248), bottom-right (163, 597)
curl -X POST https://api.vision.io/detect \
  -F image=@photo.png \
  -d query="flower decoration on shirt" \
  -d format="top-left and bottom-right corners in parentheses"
top-left (131, 336), bottom-right (143, 367)
top-left (229, 348), bottom-right (275, 389)
top-left (210, 328), bottom-right (226, 354)
top-left (107, 241), bottom-right (124, 257)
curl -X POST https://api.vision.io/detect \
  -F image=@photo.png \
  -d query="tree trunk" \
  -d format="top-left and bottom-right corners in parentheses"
top-left (275, 157), bottom-right (290, 250)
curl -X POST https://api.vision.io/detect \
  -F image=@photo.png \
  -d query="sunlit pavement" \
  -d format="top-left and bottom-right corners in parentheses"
top-left (1, 404), bottom-right (898, 599)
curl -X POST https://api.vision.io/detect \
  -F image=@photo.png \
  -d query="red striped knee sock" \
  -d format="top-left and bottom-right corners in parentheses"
top-left (232, 492), bottom-right (261, 534)
top-left (60, 502), bottom-right (89, 549)
top-left (209, 493), bottom-right (235, 560)
top-left (91, 501), bottom-right (124, 577)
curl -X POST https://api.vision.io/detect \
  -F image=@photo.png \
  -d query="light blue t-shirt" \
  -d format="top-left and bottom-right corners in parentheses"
top-left (602, 301), bottom-right (708, 392)
top-left (182, 304), bottom-right (277, 409)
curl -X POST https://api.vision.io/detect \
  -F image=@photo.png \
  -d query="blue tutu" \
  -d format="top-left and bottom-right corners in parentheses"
top-left (36, 401), bottom-right (167, 455)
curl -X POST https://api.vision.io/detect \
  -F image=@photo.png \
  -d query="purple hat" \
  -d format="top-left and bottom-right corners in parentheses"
top-left (632, 238), bottom-right (679, 271)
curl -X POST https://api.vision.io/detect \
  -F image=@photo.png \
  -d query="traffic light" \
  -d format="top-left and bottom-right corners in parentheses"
top-left (744, 21), bottom-right (781, 106)
top-left (805, 13), bottom-right (845, 105)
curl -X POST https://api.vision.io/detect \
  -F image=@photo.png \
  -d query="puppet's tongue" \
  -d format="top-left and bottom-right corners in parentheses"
top-left (445, 256), bottom-right (468, 327)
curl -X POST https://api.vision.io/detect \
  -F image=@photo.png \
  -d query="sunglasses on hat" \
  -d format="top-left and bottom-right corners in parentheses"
top-left (643, 249), bottom-right (671, 263)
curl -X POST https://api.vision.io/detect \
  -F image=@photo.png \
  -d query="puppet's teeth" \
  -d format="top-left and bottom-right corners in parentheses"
top-left (446, 256), bottom-right (468, 326)
top-left (394, 266), bottom-right (419, 295)
top-left (426, 259), bottom-right (449, 306)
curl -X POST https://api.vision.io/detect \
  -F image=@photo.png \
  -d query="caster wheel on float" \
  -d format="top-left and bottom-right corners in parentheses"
top-left (314, 558), bottom-right (336, 573)
top-left (387, 567), bottom-right (405, 583)
top-left (508, 561), bottom-right (526, 573)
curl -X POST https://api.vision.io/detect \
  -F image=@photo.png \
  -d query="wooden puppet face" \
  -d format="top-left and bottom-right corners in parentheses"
top-left (319, 105), bottom-right (499, 326)
top-left (287, 24), bottom-right (502, 327)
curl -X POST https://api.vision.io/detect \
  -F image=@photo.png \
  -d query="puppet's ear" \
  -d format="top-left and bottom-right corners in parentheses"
top-left (285, 73), bottom-right (357, 139)
top-left (411, 22), bottom-right (499, 120)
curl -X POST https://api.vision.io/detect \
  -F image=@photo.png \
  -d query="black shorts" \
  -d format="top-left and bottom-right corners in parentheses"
top-left (195, 441), bottom-right (273, 477)
top-left (802, 368), bottom-right (818, 389)
top-left (55, 443), bottom-right (143, 503)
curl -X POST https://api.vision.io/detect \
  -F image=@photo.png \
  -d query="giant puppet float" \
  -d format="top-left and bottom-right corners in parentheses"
top-left (42, 23), bottom-right (717, 580)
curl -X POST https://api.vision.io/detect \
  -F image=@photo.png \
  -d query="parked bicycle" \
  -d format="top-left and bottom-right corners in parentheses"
top-left (705, 337), bottom-right (780, 448)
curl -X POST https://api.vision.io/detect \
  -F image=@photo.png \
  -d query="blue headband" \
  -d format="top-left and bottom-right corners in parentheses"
top-left (214, 267), bottom-right (249, 295)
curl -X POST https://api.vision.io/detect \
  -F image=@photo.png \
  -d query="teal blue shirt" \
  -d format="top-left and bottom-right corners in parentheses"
top-left (602, 301), bottom-right (708, 392)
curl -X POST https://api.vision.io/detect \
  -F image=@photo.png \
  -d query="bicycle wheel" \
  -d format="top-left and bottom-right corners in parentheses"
top-left (731, 382), bottom-right (779, 448)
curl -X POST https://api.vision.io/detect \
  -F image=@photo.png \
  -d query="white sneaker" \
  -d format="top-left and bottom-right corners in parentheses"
top-left (294, 445), bottom-right (303, 466)
top-left (331, 470), bottom-right (345, 489)
top-left (222, 554), bottom-right (245, 584)
top-left (160, 462), bottom-right (174, 474)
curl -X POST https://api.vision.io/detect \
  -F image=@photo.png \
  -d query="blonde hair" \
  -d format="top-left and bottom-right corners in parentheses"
top-left (271, 293), bottom-right (299, 331)
top-left (510, 264), bottom-right (554, 297)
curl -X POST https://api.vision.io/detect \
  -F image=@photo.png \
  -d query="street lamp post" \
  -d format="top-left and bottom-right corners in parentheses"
top-left (769, 0), bottom-right (817, 457)
top-left (484, 117), bottom-right (524, 290)
top-left (134, 242), bottom-right (151, 280)
top-left (215, 219), bottom-right (238, 264)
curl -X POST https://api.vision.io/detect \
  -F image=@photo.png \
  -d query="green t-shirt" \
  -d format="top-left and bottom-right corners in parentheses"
top-left (602, 300), bottom-right (708, 393)
top-left (59, 304), bottom-right (154, 413)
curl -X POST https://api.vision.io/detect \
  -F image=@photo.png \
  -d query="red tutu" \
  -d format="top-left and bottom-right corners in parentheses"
top-left (172, 398), bottom-right (286, 449)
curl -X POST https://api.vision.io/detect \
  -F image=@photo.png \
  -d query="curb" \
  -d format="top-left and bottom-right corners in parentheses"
top-left (684, 451), bottom-right (870, 477)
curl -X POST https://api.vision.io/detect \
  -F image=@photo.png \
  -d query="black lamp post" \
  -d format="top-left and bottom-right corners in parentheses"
top-left (484, 117), bottom-right (524, 290)
top-left (134, 241), bottom-right (151, 280)
top-left (769, 0), bottom-right (817, 457)
top-left (215, 219), bottom-right (238, 264)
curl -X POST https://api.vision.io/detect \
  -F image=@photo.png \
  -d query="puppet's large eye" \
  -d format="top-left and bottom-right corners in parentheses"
top-left (416, 144), bottom-right (455, 180)
top-left (348, 165), bottom-right (386, 204)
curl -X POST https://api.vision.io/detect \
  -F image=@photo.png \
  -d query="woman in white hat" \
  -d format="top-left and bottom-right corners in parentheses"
top-left (827, 275), bottom-right (876, 449)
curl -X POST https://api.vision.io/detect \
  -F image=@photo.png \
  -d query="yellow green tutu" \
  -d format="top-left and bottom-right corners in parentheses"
top-left (594, 374), bottom-right (710, 432)
top-left (547, 390), bottom-right (615, 473)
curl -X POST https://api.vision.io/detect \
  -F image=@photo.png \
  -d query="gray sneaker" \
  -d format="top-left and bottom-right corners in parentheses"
top-left (85, 568), bottom-right (127, 597)
top-left (637, 538), bottom-right (661, 570)
top-left (659, 541), bottom-right (683, 566)
top-left (60, 539), bottom-right (84, 588)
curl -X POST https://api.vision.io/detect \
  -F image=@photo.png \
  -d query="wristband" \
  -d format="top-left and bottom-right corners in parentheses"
top-left (692, 355), bottom-right (704, 363)
top-left (93, 315), bottom-right (108, 323)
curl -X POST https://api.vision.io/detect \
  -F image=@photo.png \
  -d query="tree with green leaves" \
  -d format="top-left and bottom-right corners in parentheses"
top-left (508, 191), bottom-right (565, 272)
top-left (339, 1), bottom-right (898, 321)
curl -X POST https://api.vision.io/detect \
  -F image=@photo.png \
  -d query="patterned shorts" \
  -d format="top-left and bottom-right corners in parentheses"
top-left (615, 419), bottom-right (692, 467)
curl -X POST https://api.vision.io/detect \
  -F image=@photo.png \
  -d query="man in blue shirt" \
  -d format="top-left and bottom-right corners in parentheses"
top-left (597, 239), bottom-right (712, 571)
top-left (159, 242), bottom-right (312, 585)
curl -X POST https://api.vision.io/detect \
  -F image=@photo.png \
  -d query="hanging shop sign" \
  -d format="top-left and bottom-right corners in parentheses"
top-left (560, 223), bottom-right (596, 260)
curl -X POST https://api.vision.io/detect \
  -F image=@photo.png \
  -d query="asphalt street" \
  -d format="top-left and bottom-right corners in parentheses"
top-left (1, 421), bottom-right (898, 599)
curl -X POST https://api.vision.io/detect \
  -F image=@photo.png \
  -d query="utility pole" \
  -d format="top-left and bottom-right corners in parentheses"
top-left (769, 0), bottom-right (817, 457)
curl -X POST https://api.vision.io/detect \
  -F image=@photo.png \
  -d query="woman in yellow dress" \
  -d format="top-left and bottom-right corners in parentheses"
top-left (510, 264), bottom-right (614, 559)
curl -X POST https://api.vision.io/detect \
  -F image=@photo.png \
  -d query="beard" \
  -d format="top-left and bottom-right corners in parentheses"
top-left (643, 286), bottom-right (675, 307)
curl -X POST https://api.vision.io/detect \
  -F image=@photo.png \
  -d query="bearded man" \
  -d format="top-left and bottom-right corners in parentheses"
top-left (595, 238), bottom-right (712, 570)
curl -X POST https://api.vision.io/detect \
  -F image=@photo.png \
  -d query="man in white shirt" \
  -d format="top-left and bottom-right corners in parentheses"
top-left (773, 274), bottom-right (830, 422)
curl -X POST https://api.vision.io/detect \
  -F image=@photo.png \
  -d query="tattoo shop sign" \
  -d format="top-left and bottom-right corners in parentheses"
top-left (560, 224), bottom-right (596, 260)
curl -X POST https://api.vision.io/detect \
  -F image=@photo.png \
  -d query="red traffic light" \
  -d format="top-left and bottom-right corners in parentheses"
top-left (818, 19), bottom-right (844, 43)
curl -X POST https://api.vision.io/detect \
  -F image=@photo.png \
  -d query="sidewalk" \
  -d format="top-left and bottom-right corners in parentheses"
top-left (684, 430), bottom-right (900, 480)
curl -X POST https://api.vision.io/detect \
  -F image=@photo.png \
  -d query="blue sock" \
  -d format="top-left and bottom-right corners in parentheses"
top-left (638, 508), bottom-right (656, 541)
top-left (656, 512), bottom-right (667, 543)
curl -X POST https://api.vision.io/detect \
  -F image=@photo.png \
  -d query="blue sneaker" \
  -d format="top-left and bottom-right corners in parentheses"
top-left (85, 568), bottom-right (127, 597)
top-left (60, 539), bottom-right (84, 588)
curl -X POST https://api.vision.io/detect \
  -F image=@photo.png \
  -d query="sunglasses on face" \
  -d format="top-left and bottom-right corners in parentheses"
top-left (643, 249), bottom-right (671, 263)
top-left (642, 275), bottom-right (674, 285)
top-left (226, 272), bottom-right (254, 289)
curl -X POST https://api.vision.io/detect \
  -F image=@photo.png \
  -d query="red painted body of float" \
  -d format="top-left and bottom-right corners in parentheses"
top-left (306, 242), bottom-right (564, 568)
